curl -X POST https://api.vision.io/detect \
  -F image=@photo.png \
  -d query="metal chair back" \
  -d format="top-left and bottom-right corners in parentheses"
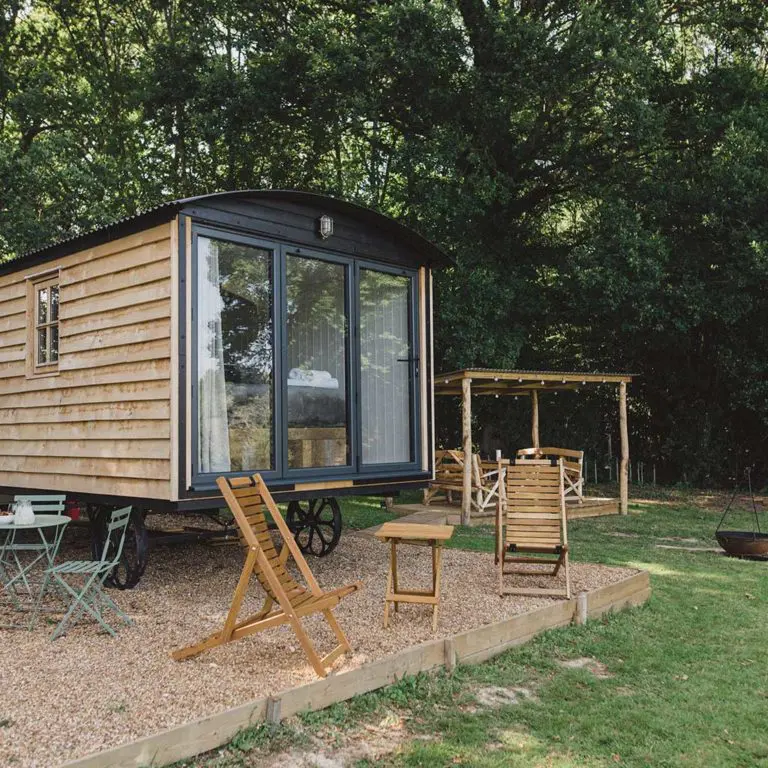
top-left (98, 507), bottom-right (132, 568)
top-left (14, 494), bottom-right (66, 514)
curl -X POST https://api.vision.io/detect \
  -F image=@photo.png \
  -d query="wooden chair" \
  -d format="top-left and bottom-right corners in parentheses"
top-left (496, 458), bottom-right (571, 598)
top-left (517, 447), bottom-right (584, 503)
top-left (425, 450), bottom-right (505, 514)
top-left (172, 474), bottom-right (361, 678)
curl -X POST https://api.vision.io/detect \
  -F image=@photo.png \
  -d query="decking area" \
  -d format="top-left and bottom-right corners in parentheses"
top-left (387, 496), bottom-right (619, 527)
top-left (0, 524), bottom-right (644, 768)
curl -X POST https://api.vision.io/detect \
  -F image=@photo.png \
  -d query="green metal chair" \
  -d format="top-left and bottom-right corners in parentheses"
top-left (46, 506), bottom-right (134, 640)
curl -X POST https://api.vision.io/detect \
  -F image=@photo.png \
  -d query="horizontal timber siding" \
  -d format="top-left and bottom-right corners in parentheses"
top-left (0, 224), bottom-right (174, 501)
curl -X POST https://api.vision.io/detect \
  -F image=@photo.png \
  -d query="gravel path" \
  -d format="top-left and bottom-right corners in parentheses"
top-left (0, 524), bottom-right (634, 767)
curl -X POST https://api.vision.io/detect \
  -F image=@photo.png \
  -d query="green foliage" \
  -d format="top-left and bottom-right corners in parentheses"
top-left (3, 1), bottom-right (768, 482)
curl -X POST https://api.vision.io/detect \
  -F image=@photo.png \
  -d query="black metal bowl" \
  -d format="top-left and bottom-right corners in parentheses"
top-left (716, 530), bottom-right (768, 559)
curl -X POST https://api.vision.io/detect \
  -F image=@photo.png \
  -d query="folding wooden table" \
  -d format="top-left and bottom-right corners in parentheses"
top-left (374, 522), bottom-right (454, 631)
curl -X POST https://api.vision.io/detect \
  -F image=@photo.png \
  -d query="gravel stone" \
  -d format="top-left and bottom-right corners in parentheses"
top-left (0, 523), bottom-right (635, 767)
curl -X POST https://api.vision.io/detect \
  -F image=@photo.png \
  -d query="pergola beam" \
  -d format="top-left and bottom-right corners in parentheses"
top-left (436, 383), bottom-right (579, 397)
top-left (437, 369), bottom-right (632, 386)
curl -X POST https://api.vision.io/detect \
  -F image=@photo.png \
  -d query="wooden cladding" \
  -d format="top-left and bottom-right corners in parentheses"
top-left (0, 224), bottom-right (174, 500)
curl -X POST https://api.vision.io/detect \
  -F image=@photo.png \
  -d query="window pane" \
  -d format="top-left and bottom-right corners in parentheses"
top-left (360, 270), bottom-right (412, 464)
top-left (37, 288), bottom-right (48, 324)
top-left (197, 236), bottom-right (273, 473)
top-left (37, 328), bottom-right (48, 364)
top-left (286, 255), bottom-right (348, 469)
top-left (50, 325), bottom-right (59, 362)
top-left (50, 286), bottom-right (59, 322)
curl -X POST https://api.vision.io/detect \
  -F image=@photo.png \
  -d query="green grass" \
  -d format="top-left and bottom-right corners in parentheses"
top-left (186, 493), bottom-right (768, 767)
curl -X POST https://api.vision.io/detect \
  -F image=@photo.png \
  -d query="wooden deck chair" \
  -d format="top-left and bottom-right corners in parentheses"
top-left (172, 475), bottom-right (361, 678)
top-left (496, 458), bottom-right (571, 598)
top-left (517, 447), bottom-right (584, 503)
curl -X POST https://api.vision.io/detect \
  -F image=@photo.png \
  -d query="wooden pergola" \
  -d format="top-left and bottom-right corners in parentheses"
top-left (434, 369), bottom-right (634, 524)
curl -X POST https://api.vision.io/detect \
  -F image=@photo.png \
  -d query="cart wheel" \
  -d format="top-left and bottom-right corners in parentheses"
top-left (286, 498), bottom-right (342, 557)
top-left (90, 506), bottom-right (149, 589)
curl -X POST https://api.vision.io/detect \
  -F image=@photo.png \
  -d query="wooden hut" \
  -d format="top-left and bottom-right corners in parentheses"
top-left (0, 191), bottom-right (449, 580)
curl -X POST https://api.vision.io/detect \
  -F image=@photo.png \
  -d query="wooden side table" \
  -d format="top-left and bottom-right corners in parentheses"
top-left (374, 522), bottom-right (454, 632)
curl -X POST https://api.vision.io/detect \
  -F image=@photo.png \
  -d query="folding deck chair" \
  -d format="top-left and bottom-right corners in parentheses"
top-left (496, 458), bottom-right (571, 598)
top-left (172, 475), bottom-right (362, 678)
top-left (47, 506), bottom-right (134, 639)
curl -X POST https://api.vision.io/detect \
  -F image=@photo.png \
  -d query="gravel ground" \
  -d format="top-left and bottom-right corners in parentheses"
top-left (0, 522), bottom-right (634, 767)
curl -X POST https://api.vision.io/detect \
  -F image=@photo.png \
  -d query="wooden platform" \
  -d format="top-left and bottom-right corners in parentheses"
top-left (387, 496), bottom-right (619, 528)
top-left (566, 497), bottom-right (620, 519)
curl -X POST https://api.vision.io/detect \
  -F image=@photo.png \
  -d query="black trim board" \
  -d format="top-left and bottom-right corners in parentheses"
top-left (0, 473), bottom-right (430, 514)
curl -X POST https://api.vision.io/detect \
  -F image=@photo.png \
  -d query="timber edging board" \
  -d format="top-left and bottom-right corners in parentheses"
top-left (62, 570), bottom-right (650, 768)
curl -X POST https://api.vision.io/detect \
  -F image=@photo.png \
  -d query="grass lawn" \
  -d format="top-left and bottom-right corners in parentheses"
top-left (183, 490), bottom-right (768, 767)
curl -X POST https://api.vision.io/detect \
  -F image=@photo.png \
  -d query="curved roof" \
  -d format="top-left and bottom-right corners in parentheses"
top-left (4, 189), bottom-right (451, 274)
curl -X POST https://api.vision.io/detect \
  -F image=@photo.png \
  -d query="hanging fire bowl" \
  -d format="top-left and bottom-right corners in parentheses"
top-left (716, 530), bottom-right (768, 559)
top-left (715, 469), bottom-right (768, 559)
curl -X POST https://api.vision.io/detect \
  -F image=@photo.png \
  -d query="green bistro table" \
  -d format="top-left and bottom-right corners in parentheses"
top-left (0, 514), bottom-right (71, 629)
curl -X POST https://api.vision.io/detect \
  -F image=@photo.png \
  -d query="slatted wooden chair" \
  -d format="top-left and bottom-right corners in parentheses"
top-left (425, 450), bottom-right (505, 514)
top-left (172, 474), bottom-right (361, 678)
top-left (496, 458), bottom-right (571, 598)
top-left (517, 447), bottom-right (584, 503)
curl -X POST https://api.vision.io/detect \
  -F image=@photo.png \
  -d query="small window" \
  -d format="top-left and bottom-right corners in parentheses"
top-left (33, 277), bottom-right (59, 369)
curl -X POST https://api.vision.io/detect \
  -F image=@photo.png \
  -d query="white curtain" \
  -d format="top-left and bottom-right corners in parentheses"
top-left (360, 271), bottom-right (410, 464)
top-left (198, 237), bottom-right (231, 472)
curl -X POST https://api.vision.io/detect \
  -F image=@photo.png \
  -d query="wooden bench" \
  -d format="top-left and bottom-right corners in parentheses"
top-left (516, 447), bottom-right (584, 503)
top-left (425, 450), bottom-right (505, 514)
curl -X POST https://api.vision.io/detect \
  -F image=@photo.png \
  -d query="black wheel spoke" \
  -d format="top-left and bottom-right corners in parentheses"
top-left (316, 524), bottom-right (333, 545)
top-left (285, 497), bottom-right (342, 557)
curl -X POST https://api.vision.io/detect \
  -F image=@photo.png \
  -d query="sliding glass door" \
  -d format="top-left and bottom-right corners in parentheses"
top-left (193, 228), bottom-right (419, 485)
top-left (285, 254), bottom-right (350, 470)
top-left (196, 234), bottom-right (275, 474)
top-left (359, 269), bottom-right (415, 466)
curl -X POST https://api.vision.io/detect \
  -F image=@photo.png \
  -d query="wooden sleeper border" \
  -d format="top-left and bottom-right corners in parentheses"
top-left (62, 570), bottom-right (650, 768)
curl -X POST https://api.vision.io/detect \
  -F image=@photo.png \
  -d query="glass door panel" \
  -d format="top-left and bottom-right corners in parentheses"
top-left (359, 269), bottom-right (413, 465)
top-left (286, 255), bottom-right (350, 468)
top-left (197, 235), bottom-right (274, 473)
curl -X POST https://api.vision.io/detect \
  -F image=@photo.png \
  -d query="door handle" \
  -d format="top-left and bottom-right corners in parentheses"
top-left (397, 356), bottom-right (420, 376)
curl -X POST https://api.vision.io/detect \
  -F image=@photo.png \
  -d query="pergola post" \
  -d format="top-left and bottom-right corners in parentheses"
top-left (619, 381), bottom-right (629, 515)
top-left (531, 389), bottom-right (540, 449)
top-left (461, 376), bottom-right (472, 525)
